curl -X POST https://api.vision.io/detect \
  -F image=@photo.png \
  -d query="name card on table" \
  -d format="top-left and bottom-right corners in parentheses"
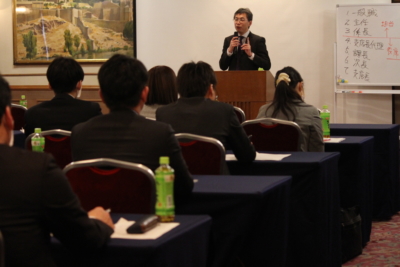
top-left (112, 218), bottom-right (179, 240)
top-left (324, 138), bottom-right (346, 143)
top-left (226, 152), bottom-right (291, 161)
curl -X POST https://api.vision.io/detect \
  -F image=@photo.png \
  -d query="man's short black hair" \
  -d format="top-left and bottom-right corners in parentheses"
top-left (98, 54), bottom-right (148, 110)
top-left (0, 74), bottom-right (11, 119)
top-left (176, 61), bottom-right (217, 98)
top-left (234, 8), bottom-right (253, 21)
top-left (46, 57), bottom-right (84, 94)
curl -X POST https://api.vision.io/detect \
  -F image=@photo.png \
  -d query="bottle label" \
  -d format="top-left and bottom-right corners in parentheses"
top-left (31, 139), bottom-right (41, 152)
top-left (31, 140), bottom-right (40, 146)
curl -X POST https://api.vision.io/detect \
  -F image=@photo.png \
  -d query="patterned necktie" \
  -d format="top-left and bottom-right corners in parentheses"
top-left (236, 36), bottom-right (244, 70)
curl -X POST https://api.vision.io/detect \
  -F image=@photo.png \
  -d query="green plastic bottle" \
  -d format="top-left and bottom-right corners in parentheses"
top-left (320, 105), bottom-right (331, 141)
top-left (31, 128), bottom-right (44, 152)
top-left (155, 156), bottom-right (175, 222)
top-left (19, 95), bottom-right (27, 108)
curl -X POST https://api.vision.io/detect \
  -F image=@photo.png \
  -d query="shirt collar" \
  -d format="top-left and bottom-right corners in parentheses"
top-left (239, 30), bottom-right (250, 38)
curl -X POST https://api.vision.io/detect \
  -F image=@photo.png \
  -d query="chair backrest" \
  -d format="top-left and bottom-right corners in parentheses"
top-left (64, 158), bottom-right (156, 214)
top-left (175, 133), bottom-right (225, 175)
top-left (26, 129), bottom-right (72, 169)
top-left (241, 118), bottom-right (303, 152)
top-left (0, 230), bottom-right (4, 267)
top-left (11, 104), bottom-right (27, 131)
top-left (233, 106), bottom-right (246, 124)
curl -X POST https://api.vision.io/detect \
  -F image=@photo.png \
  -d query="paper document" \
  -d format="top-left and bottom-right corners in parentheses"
top-left (111, 217), bottom-right (179, 240)
top-left (324, 138), bottom-right (345, 143)
top-left (226, 152), bottom-right (291, 161)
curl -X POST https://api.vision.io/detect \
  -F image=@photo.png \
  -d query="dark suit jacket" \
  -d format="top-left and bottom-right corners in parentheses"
top-left (219, 32), bottom-right (271, 71)
top-left (71, 108), bottom-right (194, 204)
top-left (24, 93), bottom-right (102, 136)
top-left (156, 97), bottom-right (256, 163)
top-left (0, 145), bottom-right (113, 267)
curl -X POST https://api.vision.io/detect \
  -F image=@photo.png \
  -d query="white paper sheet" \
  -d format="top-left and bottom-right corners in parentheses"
top-left (324, 138), bottom-right (346, 143)
top-left (226, 152), bottom-right (291, 161)
top-left (111, 217), bottom-right (179, 240)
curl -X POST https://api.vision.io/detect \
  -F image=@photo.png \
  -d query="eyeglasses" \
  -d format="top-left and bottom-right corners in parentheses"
top-left (234, 18), bottom-right (247, 22)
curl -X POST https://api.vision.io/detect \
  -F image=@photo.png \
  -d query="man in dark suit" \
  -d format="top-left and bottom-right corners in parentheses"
top-left (71, 54), bottom-right (194, 205)
top-left (156, 61), bottom-right (256, 164)
top-left (0, 75), bottom-right (114, 267)
top-left (219, 8), bottom-right (271, 71)
top-left (24, 57), bottom-right (102, 136)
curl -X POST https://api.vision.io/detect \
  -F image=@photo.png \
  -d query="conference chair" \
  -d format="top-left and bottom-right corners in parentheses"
top-left (175, 133), bottom-right (225, 175)
top-left (11, 103), bottom-right (27, 131)
top-left (64, 158), bottom-right (156, 214)
top-left (0, 230), bottom-right (4, 267)
top-left (241, 118), bottom-right (303, 152)
top-left (233, 106), bottom-right (246, 124)
top-left (25, 129), bottom-right (72, 169)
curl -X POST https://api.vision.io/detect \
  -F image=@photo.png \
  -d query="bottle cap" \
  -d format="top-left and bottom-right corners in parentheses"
top-left (159, 156), bottom-right (169, 165)
top-left (322, 105), bottom-right (328, 109)
top-left (21, 95), bottom-right (25, 99)
top-left (34, 128), bottom-right (42, 133)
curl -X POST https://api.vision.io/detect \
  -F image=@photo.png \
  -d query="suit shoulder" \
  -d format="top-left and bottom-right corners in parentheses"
top-left (297, 102), bottom-right (320, 116)
top-left (3, 146), bottom-right (53, 167)
top-left (72, 112), bottom-right (103, 128)
top-left (25, 101), bottom-right (49, 113)
top-left (72, 98), bottom-right (100, 107)
top-left (249, 32), bottom-right (266, 42)
top-left (142, 116), bottom-right (173, 131)
top-left (157, 102), bottom-right (175, 111)
top-left (209, 100), bottom-right (234, 111)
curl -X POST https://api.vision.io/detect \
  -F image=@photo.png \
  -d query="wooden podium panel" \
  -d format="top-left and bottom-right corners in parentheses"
top-left (215, 71), bottom-right (274, 120)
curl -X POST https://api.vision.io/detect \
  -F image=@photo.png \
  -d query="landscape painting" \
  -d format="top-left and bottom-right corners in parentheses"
top-left (13, 0), bottom-right (135, 64)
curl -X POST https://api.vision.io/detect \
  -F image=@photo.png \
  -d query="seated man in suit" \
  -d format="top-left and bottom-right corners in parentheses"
top-left (71, 54), bottom-right (194, 205)
top-left (0, 74), bottom-right (114, 267)
top-left (156, 61), bottom-right (256, 163)
top-left (24, 57), bottom-right (102, 136)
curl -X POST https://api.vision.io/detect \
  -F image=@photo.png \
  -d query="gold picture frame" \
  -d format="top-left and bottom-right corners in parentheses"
top-left (12, 0), bottom-right (136, 64)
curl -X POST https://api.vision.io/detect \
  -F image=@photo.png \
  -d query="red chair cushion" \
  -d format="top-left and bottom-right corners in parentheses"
top-left (66, 166), bottom-right (154, 214)
top-left (244, 123), bottom-right (300, 151)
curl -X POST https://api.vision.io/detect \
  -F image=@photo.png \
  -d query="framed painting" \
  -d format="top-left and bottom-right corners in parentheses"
top-left (12, 0), bottom-right (136, 64)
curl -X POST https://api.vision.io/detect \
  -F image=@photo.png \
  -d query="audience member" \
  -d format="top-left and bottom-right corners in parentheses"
top-left (141, 65), bottom-right (178, 119)
top-left (24, 57), bottom-right (101, 136)
top-left (256, 66), bottom-right (323, 152)
top-left (0, 74), bottom-right (113, 267)
top-left (71, 55), bottom-right (194, 204)
top-left (156, 61), bottom-right (256, 163)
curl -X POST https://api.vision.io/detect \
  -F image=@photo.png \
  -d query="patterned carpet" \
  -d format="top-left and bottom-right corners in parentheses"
top-left (343, 212), bottom-right (400, 266)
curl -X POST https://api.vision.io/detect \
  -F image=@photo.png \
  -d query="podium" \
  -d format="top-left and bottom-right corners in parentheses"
top-left (214, 71), bottom-right (275, 120)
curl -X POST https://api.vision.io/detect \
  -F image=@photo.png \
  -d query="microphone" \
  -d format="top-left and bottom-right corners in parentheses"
top-left (234, 32), bottom-right (238, 54)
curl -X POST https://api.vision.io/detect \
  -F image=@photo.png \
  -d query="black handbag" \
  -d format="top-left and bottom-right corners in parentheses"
top-left (341, 205), bottom-right (363, 263)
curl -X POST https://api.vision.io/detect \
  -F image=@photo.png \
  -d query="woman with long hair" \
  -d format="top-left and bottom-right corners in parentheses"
top-left (141, 66), bottom-right (178, 119)
top-left (256, 66), bottom-right (323, 151)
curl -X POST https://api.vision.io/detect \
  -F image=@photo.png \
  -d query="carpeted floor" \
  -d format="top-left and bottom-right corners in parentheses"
top-left (343, 212), bottom-right (400, 266)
